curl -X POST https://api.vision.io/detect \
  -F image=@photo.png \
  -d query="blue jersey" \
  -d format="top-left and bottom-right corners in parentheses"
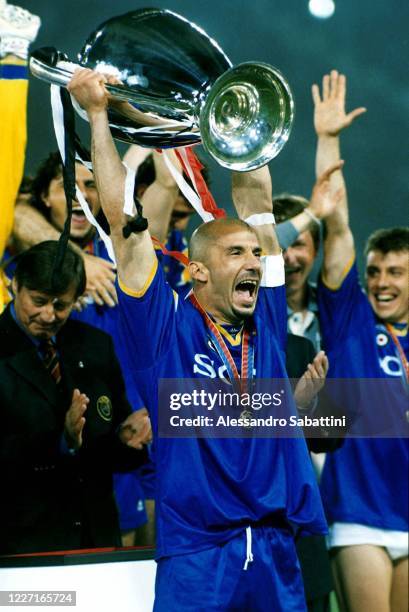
top-left (318, 262), bottom-right (409, 531)
top-left (117, 260), bottom-right (327, 559)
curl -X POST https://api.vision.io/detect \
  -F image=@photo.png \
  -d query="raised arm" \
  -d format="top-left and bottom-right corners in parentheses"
top-left (312, 70), bottom-right (366, 287)
top-left (122, 144), bottom-right (151, 171)
top-left (139, 150), bottom-right (179, 242)
top-left (123, 146), bottom-right (180, 242)
top-left (67, 69), bottom-right (156, 292)
top-left (231, 165), bottom-right (281, 255)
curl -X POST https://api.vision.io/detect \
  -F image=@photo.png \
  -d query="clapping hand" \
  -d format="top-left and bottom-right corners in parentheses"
top-left (64, 388), bottom-right (89, 450)
top-left (294, 351), bottom-right (329, 410)
top-left (118, 408), bottom-right (152, 450)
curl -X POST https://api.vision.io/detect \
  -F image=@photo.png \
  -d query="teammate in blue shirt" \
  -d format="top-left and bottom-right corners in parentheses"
top-left (67, 67), bottom-right (347, 611)
top-left (313, 70), bottom-right (408, 612)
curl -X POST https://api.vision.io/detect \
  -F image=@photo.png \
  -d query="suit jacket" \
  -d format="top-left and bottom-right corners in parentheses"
top-left (0, 305), bottom-right (146, 555)
top-left (286, 333), bottom-right (347, 454)
top-left (286, 334), bottom-right (336, 603)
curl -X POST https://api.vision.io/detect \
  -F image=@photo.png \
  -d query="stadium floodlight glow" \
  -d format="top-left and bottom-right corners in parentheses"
top-left (308, 0), bottom-right (335, 19)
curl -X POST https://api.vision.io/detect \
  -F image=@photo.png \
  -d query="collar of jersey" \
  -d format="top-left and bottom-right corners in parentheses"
top-left (389, 322), bottom-right (408, 337)
top-left (215, 322), bottom-right (243, 346)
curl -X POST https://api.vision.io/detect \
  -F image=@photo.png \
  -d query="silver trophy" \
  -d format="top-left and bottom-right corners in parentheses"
top-left (30, 8), bottom-right (294, 171)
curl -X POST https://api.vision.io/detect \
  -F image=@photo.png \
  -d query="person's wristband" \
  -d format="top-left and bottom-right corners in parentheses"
top-left (245, 213), bottom-right (276, 226)
top-left (303, 207), bottom-right (321, 226)
top-left (260, 253), bottom-right (285, 287)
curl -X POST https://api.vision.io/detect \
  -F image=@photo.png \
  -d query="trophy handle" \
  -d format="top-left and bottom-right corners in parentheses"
top-left (30, 48), bottom-right (193, 120)
top-left (199, 62), bottom-right (294, 171)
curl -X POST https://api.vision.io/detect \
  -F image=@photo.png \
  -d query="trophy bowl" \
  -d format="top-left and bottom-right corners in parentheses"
top-left (30, 8), bottom-right (294, 171)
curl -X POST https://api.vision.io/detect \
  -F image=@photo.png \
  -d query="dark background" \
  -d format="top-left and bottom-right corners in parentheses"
top-left (18, 0), bottom-right (408, 270)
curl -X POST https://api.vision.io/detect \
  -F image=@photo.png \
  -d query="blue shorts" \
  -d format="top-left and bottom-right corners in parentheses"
top-left (154, 525), bottom-right (306, 611)
top-left (113, 471), bottom-right (147, 531)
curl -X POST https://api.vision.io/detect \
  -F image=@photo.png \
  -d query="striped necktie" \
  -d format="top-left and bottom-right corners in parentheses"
top-left (39, 339), bottom-right (62, 384)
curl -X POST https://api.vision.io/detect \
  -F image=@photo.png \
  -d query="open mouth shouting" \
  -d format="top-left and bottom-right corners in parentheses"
top-left (233, 276), bottom-right (260, 309)
top-left (71, 206), bottom-right (88, 224)
top-left (70, 204), bottom-right (93, 237)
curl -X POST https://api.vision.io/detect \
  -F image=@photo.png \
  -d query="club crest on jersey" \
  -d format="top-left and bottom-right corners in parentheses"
top-left (97, 395), bottom-right (113, 421)
top-left (376, 333), bottom-right (389, 347)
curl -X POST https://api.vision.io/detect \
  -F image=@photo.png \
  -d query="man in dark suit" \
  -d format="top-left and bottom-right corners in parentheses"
top-left (287, 333), bottom-right (346, 612)
top-left (0, 241), bottom-right (150, 555)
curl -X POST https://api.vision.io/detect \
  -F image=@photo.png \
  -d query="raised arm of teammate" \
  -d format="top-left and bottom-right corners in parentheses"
top-left (312, 69), bottom-right (366, 287)
top-left (232, 161), bottom-right (345, 258)
top-left (123, 145), bottom-right (180, 243)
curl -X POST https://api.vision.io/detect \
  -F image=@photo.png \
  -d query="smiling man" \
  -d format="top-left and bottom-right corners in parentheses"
top-left (34, 156), bottom-right (100, 244)
top-left (273, 193), bottom-right (322, 350)
top-left (365, 231), bottom-right (408, 327)
top-left (312, 72), bottom-right (409, 612)
top-left (65, 67), bottom-right (347, 612)
top-left (318, 225), bottom-right (409, 612)
top-left (12, 152), bottom-right (117, 308)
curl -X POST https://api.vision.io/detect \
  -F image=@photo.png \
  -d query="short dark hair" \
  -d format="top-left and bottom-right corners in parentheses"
top-left (14, 241), bottom-right (86, 299)
top-left (364, 227), bottom-right (409, 257)
top-left (30, 152), bottom-right (63, 219)
top-left (273, 193), bottom-right (320, 251)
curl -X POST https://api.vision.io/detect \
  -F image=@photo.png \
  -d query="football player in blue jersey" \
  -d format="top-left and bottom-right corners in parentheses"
top-left (312, 70), bottom-right (408, 612)
top-left (67, 67), bottom-right (345, 612)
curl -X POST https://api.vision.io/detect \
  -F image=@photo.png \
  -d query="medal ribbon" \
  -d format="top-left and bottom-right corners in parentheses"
top-left (385, 323), bottom-right (409, 383)
top-left (177, 147), bottom-right (226, 220)
top-left (189, 293), bottom-right (254, 391)
top-left (151, 236), bottom-right (190, 267)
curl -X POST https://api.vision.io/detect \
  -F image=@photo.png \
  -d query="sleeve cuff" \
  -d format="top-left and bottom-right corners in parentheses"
top-left (118, 259), bottom-right (158, 298)
top-left (260, 253), bottom-right (285, 288)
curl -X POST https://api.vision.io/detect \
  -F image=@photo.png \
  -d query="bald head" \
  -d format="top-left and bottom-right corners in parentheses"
top-left (189, 218), bottom-right (258, 264)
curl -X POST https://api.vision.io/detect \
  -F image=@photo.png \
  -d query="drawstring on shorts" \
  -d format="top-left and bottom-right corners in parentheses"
top-left (243, 526), bottom-right (254, 570)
